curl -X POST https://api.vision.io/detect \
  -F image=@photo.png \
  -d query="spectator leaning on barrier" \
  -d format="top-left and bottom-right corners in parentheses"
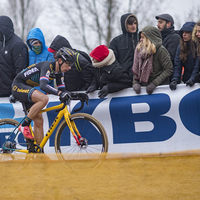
top-left (155, 14), bottom-right (180, 64)
top-left (132, 26), bottom-right (173, 95)
top-left (86, 45), bottom-right (132, 98)
top-left (192, 20), bottom-right (200, 59)
top-left (0, 15), bottom-right (28, 97)
top-left (109, 13), bottom-right (139, 80)
top-left (26, 28), bottom-right (54, 94)
top-left (48, 35), bottom-right (94, 91)
top-left (169, 22), bottom-right (199, 91)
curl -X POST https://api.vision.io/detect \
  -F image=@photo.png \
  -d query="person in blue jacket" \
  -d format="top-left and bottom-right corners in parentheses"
top-left (26, 28), bottom-right (54, 93)
top-left (169, 22), bottom-right (200, 90)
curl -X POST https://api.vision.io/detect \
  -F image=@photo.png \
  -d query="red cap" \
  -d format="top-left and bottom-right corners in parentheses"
top-left (47, 47), bottom-right (56, 53)
top-left (90, 45), bottom-right (109, 61)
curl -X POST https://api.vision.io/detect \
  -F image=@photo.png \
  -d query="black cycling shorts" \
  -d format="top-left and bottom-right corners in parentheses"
top-left (12, 81), bottom-right (36, 110)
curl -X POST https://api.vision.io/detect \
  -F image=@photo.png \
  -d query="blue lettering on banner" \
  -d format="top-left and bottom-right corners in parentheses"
top-left (179, 88), bottom-right (200, 136)
top-left (110, 94), bottom-right (176, 143)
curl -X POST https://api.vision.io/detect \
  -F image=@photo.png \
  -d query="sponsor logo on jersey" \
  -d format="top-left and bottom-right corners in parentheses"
top-left (24, 67), bottom-right (39, 77)
top-left (17, 88), bottom-right (29, 93)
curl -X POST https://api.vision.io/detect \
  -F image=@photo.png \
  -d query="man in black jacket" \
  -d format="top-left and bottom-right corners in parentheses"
top-left (109, 13), bottom-right (139, 81)
top-left (155, 13), bottom-right (180, 64)
top-left (0, 15), bottom-right (29, 97)
top-left (48, 35), bottom-right (94, 91)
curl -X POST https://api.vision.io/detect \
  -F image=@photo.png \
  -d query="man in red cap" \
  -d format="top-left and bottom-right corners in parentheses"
top-left (86, 45), bottom-right (132, 98)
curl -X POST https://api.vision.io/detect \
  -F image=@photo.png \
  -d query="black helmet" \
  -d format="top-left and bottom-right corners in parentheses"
top-left (56, 47), bottom-right (76, 64)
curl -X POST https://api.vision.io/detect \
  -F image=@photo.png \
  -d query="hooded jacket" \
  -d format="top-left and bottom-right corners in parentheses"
top-left (49, 35), bottom-right (94, 91)
top-left (172, 22), bottom-right (199, 83)
top-left (26, 28), bottom-right (54, 65)
top-left (133, 26), bottom-right (173, 86)
top-left (0, 16), bottom-right (28, 97)
top-left (161, 26), bottom-right (180, 63)
top-left (109, 13), bottom-right (138, 80)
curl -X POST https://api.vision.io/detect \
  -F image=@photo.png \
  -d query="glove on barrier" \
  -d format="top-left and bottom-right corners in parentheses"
top-left (186, 79), bottom-right (195, 87)
top-left (98, 85), bottom-right (108, 99)
top-left (133, 84), bottom-right (141, 94)
top-left (146, 83), bottom-right (156, 95)
top-left (169, 81), bottom-right (177, 90)
top-left (86, 86), bottom-right (96, 93)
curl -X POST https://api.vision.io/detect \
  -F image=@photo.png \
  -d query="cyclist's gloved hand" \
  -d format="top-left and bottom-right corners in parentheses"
top-left (98, 85), bottom-right (108, 99)
top-left (59, 91), bottom-right (71, 102)
top-left (86, 85), bottom-right (96, 93)
top-left (169, 81), bottom-right (177, 90)
top-left (146, 83), bottom-right (156, 95)
top-left (186, 79), bottom-right (195, 87)
top-left (9, 94), bottom-right (16, 103)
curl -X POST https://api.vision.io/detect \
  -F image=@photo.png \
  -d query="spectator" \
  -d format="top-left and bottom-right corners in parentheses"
top-left (155, 14), bottom-right (180, 63)
top-left (192, 20), bottom-right (200, 58)
top-left (170, 22), bottom-right (199, 90)
top-left (0, 15), bottom-right (28, 97)
top-left (26, 28), bottom-right (54, 93)
top-left (48, 35), bottom-right (94, 91)
top-left (109, 13), bottom-right (139, 80)
top-left (132, 26), bottom-right (173, 95)
top-left (86, 45), bottom-right (132, 98)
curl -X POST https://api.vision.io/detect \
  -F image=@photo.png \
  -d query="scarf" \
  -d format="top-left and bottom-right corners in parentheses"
top-left (32, 45), bottom-right (42, 55)
top-left (132, 47), bottom-right (153, 83)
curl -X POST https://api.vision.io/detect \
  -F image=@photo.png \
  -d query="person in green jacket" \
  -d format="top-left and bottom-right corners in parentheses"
top-left (132, 26), bottom-right (173, 95)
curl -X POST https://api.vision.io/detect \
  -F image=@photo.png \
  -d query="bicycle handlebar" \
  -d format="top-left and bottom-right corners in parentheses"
top-left (55, 92), bottom-right (89, 113)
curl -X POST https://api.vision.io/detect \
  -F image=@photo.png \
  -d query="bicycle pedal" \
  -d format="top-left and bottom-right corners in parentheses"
top-left (26, 139), bottom-right (41, 153)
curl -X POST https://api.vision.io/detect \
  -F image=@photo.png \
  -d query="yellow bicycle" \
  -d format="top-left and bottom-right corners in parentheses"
top-left (0, 93), bottom-right (108, 169)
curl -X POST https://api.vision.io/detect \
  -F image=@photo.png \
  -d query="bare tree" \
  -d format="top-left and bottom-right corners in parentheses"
top-left (4, 0), bottom-right (43, 42)
top-left (50, 0), bottom-right (119, 52)
top-left (50, 0), bottom-right (168, 52)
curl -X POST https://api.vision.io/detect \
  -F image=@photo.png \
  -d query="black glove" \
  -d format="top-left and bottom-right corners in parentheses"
top-left (86, 85), bottom-right (96, 93)
top-left (59, 91), bottom-right (71, 102)
top-left (98, 85), bottom-right (108, 99)
top-left (169, 81), bottom-right (177, 90)
top-left (146, 83), bottom-right (156, 95)
top-left (133, 84), bottom-right (141, 94)
top-left (9, 94), bottom-right (16, 103)
top-left (186, 79), bottom-right (195, 87)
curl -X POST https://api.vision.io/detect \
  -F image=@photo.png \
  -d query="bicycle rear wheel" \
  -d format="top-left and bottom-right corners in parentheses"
top-left (0, 119), bottom-right (28, 171)
top-left (55, 113), bottom-right (108, 169)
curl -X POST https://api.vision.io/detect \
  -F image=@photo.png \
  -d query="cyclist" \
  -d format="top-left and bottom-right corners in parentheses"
top-left (12, 47), bottom-right (76, 145)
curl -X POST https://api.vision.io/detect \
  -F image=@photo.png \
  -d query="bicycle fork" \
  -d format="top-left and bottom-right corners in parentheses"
top-left (63, 109), bottom-right (81, 146)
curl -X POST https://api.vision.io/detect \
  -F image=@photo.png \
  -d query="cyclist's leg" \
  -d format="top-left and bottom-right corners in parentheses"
top-left (33, 113), bottom-right (44, 145)
top-left (27, 90), bottom-right (48, 144)
top-left (27, 90), bottom-right (49, 119)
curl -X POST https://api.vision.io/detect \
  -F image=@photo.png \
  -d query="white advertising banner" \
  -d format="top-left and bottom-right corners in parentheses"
top-left (0, 84), bottom-right (200, 154)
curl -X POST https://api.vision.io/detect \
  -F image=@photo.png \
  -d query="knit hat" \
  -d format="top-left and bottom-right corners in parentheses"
top-left (155, 14), bottom-right (174, 26)
top-left (29, 39), bottom-right (41, 45)
top-left (90, 45), bottom-right (109, 61)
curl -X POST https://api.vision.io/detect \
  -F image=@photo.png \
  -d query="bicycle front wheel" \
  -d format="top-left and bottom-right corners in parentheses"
top-left (55, 113), bottom-right (108, 169)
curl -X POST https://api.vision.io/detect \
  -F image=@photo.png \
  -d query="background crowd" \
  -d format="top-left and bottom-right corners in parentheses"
top-left (0, 13), bottom-right (200, 98)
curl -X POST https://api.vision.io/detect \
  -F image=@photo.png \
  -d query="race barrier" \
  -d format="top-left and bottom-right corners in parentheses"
top-left (0, 84), bottom-right (200, 154)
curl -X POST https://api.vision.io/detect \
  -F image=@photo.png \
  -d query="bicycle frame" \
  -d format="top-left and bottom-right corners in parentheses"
top-left (11, 102), bottom-right (82, 153)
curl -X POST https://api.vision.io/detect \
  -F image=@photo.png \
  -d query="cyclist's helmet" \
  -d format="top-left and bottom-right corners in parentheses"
top-left (56, 47), bottom-right (76, 64)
